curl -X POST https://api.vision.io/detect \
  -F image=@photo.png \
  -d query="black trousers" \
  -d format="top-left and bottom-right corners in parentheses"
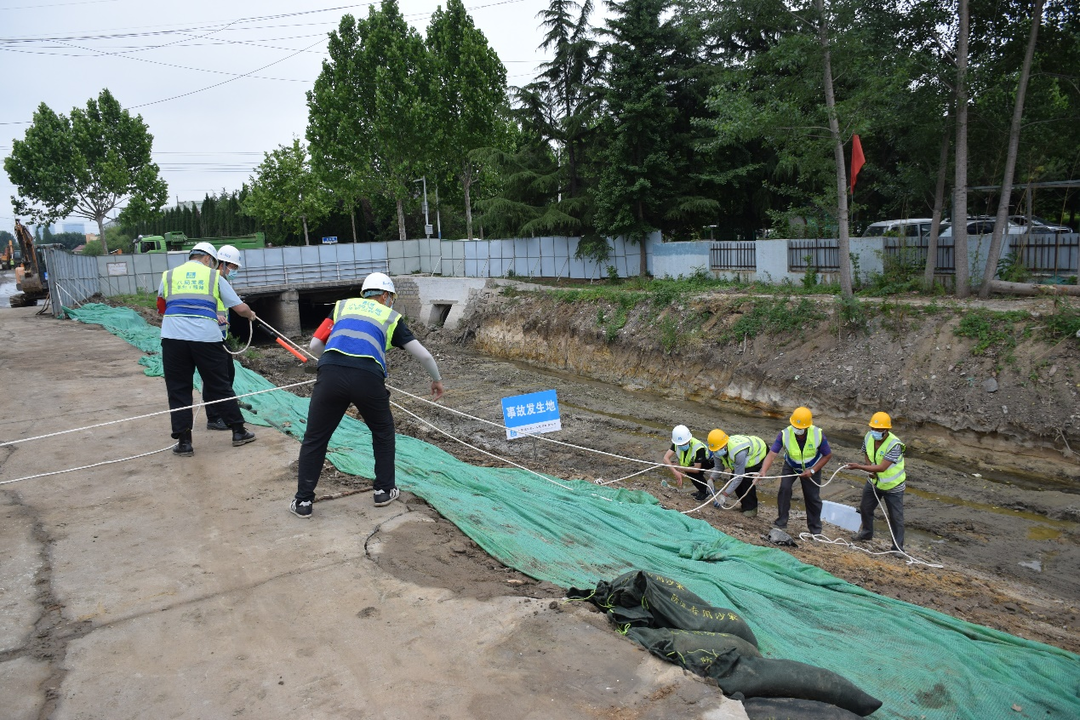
top-left (775, 463), bottom-right (823, 533)
top-left (162, 338), bottom-right (243, 437)
top-left (205, 348), bottom-right (236, 422)
top-left (859, 483), bottom-right (905, 550)
top-left (295, 364), bottom-right (396, 502)
top-left (735, 460), bottom-right (762, 512)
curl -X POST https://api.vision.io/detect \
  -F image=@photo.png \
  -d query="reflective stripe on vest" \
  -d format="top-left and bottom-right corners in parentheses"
top-left (162, 262), bottom-right (220, 321)
top-left (720, 435), bottom-right (767, 469)
top-left (324, 298), bottom-right (402, 374)
top-left (677, 437), bottom-right (707, 469)
top-left (783, 425), bottom-right (822, 470)
top-left (865, 433), bottom-right (906, 490)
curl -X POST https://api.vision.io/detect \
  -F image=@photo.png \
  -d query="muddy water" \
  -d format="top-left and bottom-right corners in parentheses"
top-left (0, 269), bottom-right (19, 306)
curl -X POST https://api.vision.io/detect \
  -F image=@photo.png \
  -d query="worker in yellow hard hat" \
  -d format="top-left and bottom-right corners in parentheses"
top-left (844, 412), bottom-right (907, 552)
top-left (758, 407), bottom-right (833, 534)
top-left (706, 428), bottom-right (767, 517)
top-left (663, 425), bottom-right (712, 501)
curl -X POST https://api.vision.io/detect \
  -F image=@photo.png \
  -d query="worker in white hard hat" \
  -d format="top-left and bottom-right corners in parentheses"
top-left (205, 245), bottom-right (245, 431)
top-left (157, 242), bottom-right (257, 456)
top-left (662, 425), bottom-right (713, 501)
top-left (757, 406), bottom-right (833, 534)
top-left (290, 272), bottom-right (444, 518)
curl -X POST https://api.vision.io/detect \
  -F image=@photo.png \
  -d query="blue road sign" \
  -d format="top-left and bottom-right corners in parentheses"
top-left (501, 389), bottom-right (561, 439)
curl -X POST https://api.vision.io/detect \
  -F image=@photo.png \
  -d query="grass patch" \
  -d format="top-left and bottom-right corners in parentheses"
top-left (723, 297), bottom-right (826, 342)
top-left (111, 288), bottom-right (158, 311)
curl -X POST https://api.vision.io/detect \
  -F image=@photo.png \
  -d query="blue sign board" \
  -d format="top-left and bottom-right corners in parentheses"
top-left (501, 389), bottom-right (561, 439)
top-left (322, 236), bottom-right (338, 244)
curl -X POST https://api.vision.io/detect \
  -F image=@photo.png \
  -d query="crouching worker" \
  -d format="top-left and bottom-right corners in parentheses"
top-left (290, 272), bottom-right (444, 518)
top-left (707, 429), bottom-right (767, 518)
top-left (663, 425), bottom-right (713, 501)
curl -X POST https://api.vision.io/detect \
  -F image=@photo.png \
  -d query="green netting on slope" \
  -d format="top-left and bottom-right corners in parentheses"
top-left (69, 304), bottom-right (1080, 720)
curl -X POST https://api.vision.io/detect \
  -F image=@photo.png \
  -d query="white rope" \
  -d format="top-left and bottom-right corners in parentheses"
top-left (0, 444), bottom-right (177, 486)
top-left (223, 317), bottom-right (254, 356)
top-left (390, 400), bottom-right (576, 492)
top-left (0, 378), bottom-right (315, 449)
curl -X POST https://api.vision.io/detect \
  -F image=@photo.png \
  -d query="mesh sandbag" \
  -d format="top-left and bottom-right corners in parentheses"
top-left (569, 569), bottom-right (757, 647)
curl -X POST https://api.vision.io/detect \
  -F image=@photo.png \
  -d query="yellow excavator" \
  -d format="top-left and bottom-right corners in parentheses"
top-left (0, 239), bottom-right (14, 270)
top-left (10, 219), bottom-right (49, 307)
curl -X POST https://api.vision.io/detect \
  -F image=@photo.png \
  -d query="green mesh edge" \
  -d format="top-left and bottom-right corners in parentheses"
top-left (68, 303), bottom-right (1080, 720)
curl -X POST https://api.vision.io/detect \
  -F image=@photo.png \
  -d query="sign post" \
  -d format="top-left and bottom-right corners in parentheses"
top-left (501, 390), bottom-right (561, 439)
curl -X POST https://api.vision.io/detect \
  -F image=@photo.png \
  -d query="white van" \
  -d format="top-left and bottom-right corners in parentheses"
top-left (862, 218), bottom-right (934, 238)
top-left (939, 218), bottom-right (1025, 237)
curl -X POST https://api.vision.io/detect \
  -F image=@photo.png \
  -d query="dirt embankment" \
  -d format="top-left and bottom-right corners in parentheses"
top-left (458, 284), bottom-right (1080, 488)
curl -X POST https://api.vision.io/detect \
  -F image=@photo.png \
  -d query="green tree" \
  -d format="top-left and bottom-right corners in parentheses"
top-left (242, 140), bottom-right (330, 245)
top-left (593, 0), bottom-right (705, 273)
top-left (307, 15), bottom-right (372, 243)
top-left (4, 89), bottom-right (168, 241)
top-left (426, 0), bottom-right (509, 240)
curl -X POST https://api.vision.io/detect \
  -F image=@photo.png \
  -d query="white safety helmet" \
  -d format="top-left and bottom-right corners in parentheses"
top-left (671, 425), bottom-right (692, 446)
top-left (189, 241), bottom-right (218, 262)
top-left (361, 272), bottom-right (396, 297)
top-left (216, 245), bottom-right (242, 268)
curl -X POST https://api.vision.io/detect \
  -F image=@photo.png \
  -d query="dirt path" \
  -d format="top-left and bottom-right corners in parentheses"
top-left (0, 299), bottom-right (746, 720)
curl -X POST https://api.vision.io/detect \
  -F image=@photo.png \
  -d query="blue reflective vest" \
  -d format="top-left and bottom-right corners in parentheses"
top-left (324, 298), bottom-right (402, 375)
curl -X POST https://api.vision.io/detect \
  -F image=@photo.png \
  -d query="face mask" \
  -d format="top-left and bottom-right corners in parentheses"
top-left (792, 427), bottom-right (806, 436)
top-left (713, 448), bottom-right (726, 458)
top-left (677, 443), bottom-right (690, 452)
top-left (870, 430), bottom-right (885, 441)
top-left (226, 270), bottom-right (238, 281)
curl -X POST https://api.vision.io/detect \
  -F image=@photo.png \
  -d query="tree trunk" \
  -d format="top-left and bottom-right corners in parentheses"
top-left (396, 198), bottom-right (406, 241)
top-left (954, 0), bottom-right (971, 298)
top-left (302, 215), bottom-right (310, 246)
top-left (924, 126), bottom-right (951, 289)
top-left (96, 217), bottom-right (106, 252)
top-left (350, 203), bottom-right (358, 243)
top-left (463, 161), bottom-right (474, 241)
top-left (817, 0), bottom-right (853, 297)
top-left (979, 0), bottom-right (1043, 299)
top-left (988, 280), bottom-right (1080, 296)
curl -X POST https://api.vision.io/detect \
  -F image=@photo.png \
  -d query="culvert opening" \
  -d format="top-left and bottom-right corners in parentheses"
top-left (432, 303), bottom-right (452, 326)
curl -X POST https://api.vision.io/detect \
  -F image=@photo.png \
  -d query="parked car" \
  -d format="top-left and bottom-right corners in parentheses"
top-left (861, 218), bottom-right (934, 238)
top-left (1007, 215), bottom-right (1074, 233)
top-left (939, 218), bottom-right (1025, 237)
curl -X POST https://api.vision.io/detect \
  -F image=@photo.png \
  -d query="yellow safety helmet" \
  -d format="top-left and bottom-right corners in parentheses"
top-left (869, 412), bottom-right (892, 429)
top-left (790, 406), bottom-right (813, 429)
top-left (707, 429), bottom-right (729, 452)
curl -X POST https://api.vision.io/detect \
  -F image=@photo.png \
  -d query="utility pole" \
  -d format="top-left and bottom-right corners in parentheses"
top-left (435, 182), bottom-right (442, 239)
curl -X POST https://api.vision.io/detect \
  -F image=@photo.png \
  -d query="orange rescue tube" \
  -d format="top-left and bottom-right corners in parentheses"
top-left (276, 337), bottom-right (308, 362)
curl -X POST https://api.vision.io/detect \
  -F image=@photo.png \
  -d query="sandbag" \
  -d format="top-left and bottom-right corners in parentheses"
top-left (568, 569), bottom-right (758, 647)
top-left (742, 696), bottom-right (869, 720)
top-left (626, 628), bottom-right (881, 716)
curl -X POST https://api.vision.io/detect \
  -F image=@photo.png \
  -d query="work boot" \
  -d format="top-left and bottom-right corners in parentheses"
top-left (206, 418), bottom-right (229, 431)
top-left (173, 432), bottom-right (194, 457)
top-left (231, 427), bottom-right (256, 447)
top-left (742, 508), bottom-right (758, 518)
top-left (851, 530), bottom-right (873, 541)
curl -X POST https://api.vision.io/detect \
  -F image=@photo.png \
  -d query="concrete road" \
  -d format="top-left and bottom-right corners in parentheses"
top-left (0, 306), bottom-right (745, 720)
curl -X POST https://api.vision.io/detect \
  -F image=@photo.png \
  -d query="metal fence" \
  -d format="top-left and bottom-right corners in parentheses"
top-left (709, 241), bottom-right (756, 270)
top-left (787, 239), bottom-right (840, 271)
top-left (43, 247), bottom-right (99, 316)
top-left (883, 236), bottom-right (955, 274)
top-left (1012, 233), bottom-right (1079, 276)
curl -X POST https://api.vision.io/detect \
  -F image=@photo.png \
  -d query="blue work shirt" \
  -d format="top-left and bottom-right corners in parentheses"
top-left (159, 275), bottom-right (243, 342)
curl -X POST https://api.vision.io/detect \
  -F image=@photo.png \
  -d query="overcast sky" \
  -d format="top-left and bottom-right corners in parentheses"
top-left (1, 0), bottom-right (579, 234)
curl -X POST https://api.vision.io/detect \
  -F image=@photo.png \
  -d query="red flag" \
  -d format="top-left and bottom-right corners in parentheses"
top-left (849, 134), bottom-right (865, 194)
